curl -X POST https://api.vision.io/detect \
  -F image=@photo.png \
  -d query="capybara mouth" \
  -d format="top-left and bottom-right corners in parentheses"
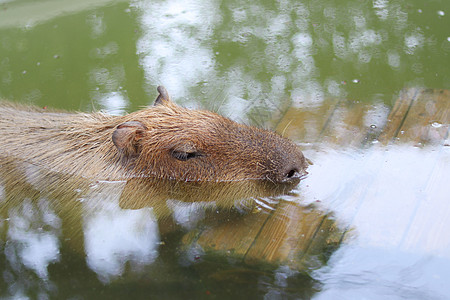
top-left (280, 172), bottom-right (308, 184)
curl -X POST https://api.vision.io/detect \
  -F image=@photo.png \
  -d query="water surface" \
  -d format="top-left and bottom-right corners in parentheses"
top-left (0, 0), bottom-right (449, 299)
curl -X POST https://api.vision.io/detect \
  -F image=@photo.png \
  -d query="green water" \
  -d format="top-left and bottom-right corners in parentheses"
top-left (1, 0), bottom-right (448, 117)
top-left (0, 0), bottom-right (449, 299)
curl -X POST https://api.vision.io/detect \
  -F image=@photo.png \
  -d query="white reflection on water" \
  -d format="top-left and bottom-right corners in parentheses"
top-left (0, 0), bottom-right (125, 28)
top-left (133, 0), bottom-right (220, 99)
top-left (314, 246), bottom-right (450, 300)
top-left (130, 0), bottom-right (439, 119)
top-left (89, 66), bottom-right (129, 115)
top-left (98, 91), bottom-right (128, 116)
top-left (6, 198), bottom-right (61, 280)
top-left (405, 32), bottom-right (425, 55)
top-left (363, 102), bottom-right (389, 130)
top-left (387, 50), bottom-right (401, 69)
top-left (373, 0), bottom-right (389, 20)
top-left (166, 199), bottom-right (216, 230)
top-left (300, 145), bottom-right (450, 298)
top-left (82, 183), bottom-right (160, 283)
top-left (86, 12), bottom-right (107, 39)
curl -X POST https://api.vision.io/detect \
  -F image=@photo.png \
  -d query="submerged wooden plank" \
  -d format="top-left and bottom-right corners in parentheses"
top-left (184, 211), bottom-right (271, 259)
top-left (319, 102), bottom-right (372, 147)
top-left (338, 89), bottom-right (450, 248)
top-left (182, 200), bottom-right (342, 270)
top-left (274, 98), bottom-right (341, 143)
top-left (243, 201), bottom-right (339, 270)
top-left (244, 202), bottom-right (322, 265)
top-left (399, 142), bottom-right (450, 256)
top-left (276, 99), bottom-right (391, 148)
top-left (378, 88), bottom-right (422, 144)
top-left (338, 88), bottom-right (449, 243)
top-left (395, 89), bottom-right (450, 145)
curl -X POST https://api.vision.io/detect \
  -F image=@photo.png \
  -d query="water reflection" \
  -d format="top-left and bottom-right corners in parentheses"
top-left (83, 202), bottom-right (159, 283)
top-left (166, 199), bottom-right (216, 229)
top-left (0, 0), bottom-right (126, 28)
top-left (314, 245), bottom-right (450, 300)
top-left (1, 139), bottom-right (449, 297)
top-left (7, 198), bottom-right (61, 280)
top-left (0, 155), bottom-right (305, 291)
top-left (2, 197), bottom-right (61, 298)
top-left (300, 144), bottom-right (450, 299)
top-left (132, 0), bottom-right (220, 101)
top-left (0, 0), bottom-right (447, 117)
top-left (129, 0), bottom-right (449, 119)
top-left (0, 0), bottom-right (448, 297)
top-left (303, 145), bottom-right (450, 253)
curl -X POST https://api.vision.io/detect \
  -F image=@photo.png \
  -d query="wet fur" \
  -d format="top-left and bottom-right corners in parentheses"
top-left (0, 89), bottom-right (307, 183)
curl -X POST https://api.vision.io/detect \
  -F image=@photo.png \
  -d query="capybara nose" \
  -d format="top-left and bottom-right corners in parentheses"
top-left (284, 167), bottom-right (308, 181)
top-left (285, 168), bottom-right (299, 179)
top-left (279, 160), bottom-right (308, 183)
top-left (291, 168), bottom-right (309, 178)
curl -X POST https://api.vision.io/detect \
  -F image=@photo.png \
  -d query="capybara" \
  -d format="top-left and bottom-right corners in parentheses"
top-left (0, 86), bottom-right (307, 184)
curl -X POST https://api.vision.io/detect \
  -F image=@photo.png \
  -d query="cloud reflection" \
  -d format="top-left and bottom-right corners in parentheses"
top-left (82, 185), bottom-right (160, 283)
top-left (133, 0), bottom-right (220, 100)
top-left (303, 145), bottom-right (450, 255)
top-left (301, 145), bottom-right (450, 298)
top-left (6, 198), bottom-right (61, 280)
top-left (166, 199), bottom-right (216, 229)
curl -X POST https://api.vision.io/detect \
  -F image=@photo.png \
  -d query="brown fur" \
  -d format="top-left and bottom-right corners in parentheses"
top-left (0, 87), bottom-right (307, 184)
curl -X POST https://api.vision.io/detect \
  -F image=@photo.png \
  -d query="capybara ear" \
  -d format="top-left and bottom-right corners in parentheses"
top-left (154, 86), bottom-right (171, 106)
top-left (112, 121), bottom-right (147, 157)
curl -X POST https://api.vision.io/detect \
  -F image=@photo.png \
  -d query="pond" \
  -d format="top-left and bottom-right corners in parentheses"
top-left (0, 0), bottom-right (449, 299)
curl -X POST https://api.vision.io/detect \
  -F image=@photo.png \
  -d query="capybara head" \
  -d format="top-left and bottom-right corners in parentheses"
top-left (112, 86), bottom-right (308, 184)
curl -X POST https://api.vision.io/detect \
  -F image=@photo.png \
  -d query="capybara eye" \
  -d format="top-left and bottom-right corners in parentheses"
top-left (171, 150), bottom-right (202, 161)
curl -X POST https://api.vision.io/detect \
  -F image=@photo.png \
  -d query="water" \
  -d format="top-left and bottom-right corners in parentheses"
top-left (1, 0), bottom-right (448, 114)
top-left (0, 0), bottom-right (449, 299)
